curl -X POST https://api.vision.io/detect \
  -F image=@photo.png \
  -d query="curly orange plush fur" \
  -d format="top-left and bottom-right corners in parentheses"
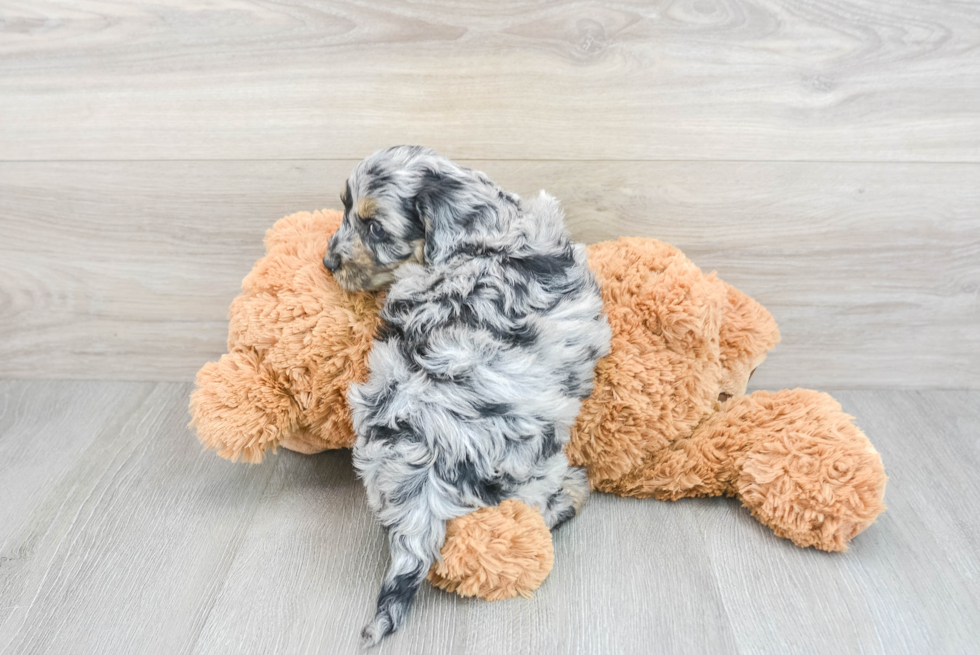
top-left (427, 499), bottom-right (554, 601)
top-left (190, 209), bottom-right (887, 600)
top-left (192, 211), bottom-right (379, 461)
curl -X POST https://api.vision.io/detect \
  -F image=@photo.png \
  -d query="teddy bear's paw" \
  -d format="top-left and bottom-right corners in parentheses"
top-left (189, 350), bottom-right (299, 463)
top-left (428, 500), bottom-right (554, 601)
top-left (734, 389), bottom-right (887, 551)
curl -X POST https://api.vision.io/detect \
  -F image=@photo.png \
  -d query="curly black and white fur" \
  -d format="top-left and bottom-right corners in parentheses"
top-left (323, 146), bottom-right (611, 647)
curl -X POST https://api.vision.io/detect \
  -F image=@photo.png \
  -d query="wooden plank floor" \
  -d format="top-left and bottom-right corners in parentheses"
top-left (0, 381), bottom-right (977, 655)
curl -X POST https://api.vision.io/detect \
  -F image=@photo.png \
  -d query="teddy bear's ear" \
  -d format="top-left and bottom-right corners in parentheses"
top-left (716, 281), bottom-right (781, 397)
top-left (189, 349), bottom-right (299, 463)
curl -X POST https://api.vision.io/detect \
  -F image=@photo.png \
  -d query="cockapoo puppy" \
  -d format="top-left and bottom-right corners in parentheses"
top-left (322, 146), bottom-right (611, 646)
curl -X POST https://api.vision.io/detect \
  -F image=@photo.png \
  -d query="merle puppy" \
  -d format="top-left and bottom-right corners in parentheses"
top-left (322, 146), bottom-right (611, 647)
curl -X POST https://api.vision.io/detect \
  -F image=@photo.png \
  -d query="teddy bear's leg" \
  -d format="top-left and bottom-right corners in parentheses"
top-left (189, 350), bottom-right (300, 463)
top-left (614, 389), bottom-right (886, 551)
top-left (427, 500), bottom-right (554, 601)
top-left (605, 411), bottom-right (744, 501)
top-left (727, 389), bottom-right (887, 551)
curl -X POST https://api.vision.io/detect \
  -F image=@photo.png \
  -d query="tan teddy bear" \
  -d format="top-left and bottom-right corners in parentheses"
top-left (191, 209), bottom-right (887, 600)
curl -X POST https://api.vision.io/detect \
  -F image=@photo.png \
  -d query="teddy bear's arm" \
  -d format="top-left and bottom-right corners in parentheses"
top-left (429, 499), bottom-right (555, 600)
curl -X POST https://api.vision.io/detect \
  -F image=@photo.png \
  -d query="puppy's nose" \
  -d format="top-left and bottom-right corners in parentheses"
top-left (323, 251), bottom-right (341, 273)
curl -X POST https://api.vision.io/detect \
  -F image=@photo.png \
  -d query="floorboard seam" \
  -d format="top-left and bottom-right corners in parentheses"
top-left (183, 454), bottom-right (284, 655)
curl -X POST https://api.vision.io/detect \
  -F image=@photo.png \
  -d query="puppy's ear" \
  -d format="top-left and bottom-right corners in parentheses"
top-left (414, 167), bottom-right (468, 264)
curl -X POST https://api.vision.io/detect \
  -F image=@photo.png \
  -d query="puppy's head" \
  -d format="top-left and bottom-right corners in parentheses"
top-left (323, 146), bottom-right (430, 292)
top-left (324, 145), bottom-right (501, 291)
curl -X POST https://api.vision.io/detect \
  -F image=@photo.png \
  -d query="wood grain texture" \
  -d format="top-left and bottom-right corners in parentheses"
top-left (1, 1), bottom-right (979, 161)
top-left (0, 380), bottom-right (155, 629)
top-left (1, 160), bottom-right (977, 388)
top-left (0, 381), bottom-right (279, 655)
top-left (0, 381), bottom-right (977, 654)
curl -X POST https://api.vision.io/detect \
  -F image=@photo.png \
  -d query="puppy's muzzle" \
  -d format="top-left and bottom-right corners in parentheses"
top-left (323, 251), bottom-right (341, 273)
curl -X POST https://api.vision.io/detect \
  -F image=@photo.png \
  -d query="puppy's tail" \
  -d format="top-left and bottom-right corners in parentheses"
top-left (542, 465), bottom-right (591, 530)
top-left (361, 512), bottom-right (446, 648)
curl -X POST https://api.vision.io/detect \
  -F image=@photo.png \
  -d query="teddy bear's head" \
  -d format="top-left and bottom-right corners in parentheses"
top-left (191, 211), bottom-right (380, 462)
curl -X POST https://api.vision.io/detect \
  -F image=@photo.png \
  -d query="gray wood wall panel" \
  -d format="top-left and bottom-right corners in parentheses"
top-left (2, 1), bottom-right (979, 387)
top-left (1, 1), bottom-right (979, 161)
top-left (1, 161), bottom-right (977, 387)
top-left (0, 382), bottom-right (977, 654)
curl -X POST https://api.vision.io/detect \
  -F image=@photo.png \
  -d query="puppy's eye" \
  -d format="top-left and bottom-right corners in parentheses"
top-left (368, 221), bottom-right (386, 240)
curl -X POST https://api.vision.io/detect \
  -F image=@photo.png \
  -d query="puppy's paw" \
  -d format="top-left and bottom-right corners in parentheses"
top-left (360, 612), bottom-right (392, 649)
